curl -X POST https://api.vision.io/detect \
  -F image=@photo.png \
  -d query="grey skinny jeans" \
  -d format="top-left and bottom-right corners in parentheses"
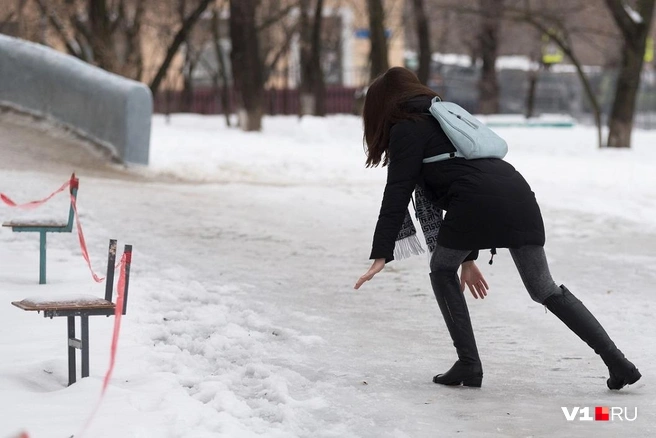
top-left (429, 244), bottom-right (562, 304)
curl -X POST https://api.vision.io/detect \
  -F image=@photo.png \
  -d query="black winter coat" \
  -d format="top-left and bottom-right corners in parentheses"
top-left (370, 96), bottom-right (545, 262)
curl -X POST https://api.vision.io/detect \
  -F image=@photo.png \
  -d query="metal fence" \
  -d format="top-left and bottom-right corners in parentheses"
top-left (432, 63), bottom-right (656, 129)
top-left (153, 86), bottom-right (362, 115)
top-left (154, 65), bottom-right (656, 129)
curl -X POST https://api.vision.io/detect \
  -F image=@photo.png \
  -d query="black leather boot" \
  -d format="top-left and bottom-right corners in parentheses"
top-left (430, 271), bottom-right (483, 387)
top-left (544, 286), bottom-right (641, 390)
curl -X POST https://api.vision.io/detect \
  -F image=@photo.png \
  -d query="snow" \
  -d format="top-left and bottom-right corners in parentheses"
top-left (427, 51), bottom-right (603, 74)
top-left (624, 4), bottom-right (643, 23)
top-left (1, 112), bottom-right (656, 437)
top-left (18, 295), bottom-right (111, 305)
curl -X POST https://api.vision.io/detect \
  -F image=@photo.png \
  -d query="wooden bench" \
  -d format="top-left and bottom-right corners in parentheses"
top-left (12, 239), bottom-right (132, 386)
top-left (2, 174), bottom-right (79, 284)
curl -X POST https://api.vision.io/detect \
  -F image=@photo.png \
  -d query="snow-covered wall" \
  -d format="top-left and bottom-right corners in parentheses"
top-left (0, 35), bottom-right (151, 165)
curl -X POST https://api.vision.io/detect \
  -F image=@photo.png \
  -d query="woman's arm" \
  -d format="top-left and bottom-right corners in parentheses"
top-left (369, 121), bottom-right (425, 262)
top-left (356, 122), bottom-right (425, 290)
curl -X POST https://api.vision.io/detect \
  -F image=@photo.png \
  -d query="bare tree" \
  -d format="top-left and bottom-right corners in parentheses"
top-left (299, 0), bottom-right (326, 116)
top-left (505, 3), bottom-right (605, 148)
top-left (230, 0), bottom-right (264, 131)
top-left (180, 0), bottom-right (194, 111)
top-left (603, 0), bottom-right (655, 148)
top-left (149, 0), bottom-right (214, 94)
top-left (477, 0), bottom-right (503, 114)
top-left (524, 44), bottom-right (542, 119)
top-left (411, 0), bottom-right (431, 84)
top-left (368, 0), bottom-right (389, 80)
top-left (436, 1), bottom-right (607, 147)
top-left (211, 4), bottom-right (232, 127)
top-left (35, 0), bottom-right (146, 80)
top-left (34, 0), bottom-right (84, 58)
top-left (258, 1), bottom-right (300, 85)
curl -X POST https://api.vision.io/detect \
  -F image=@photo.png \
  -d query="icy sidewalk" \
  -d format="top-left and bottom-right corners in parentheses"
top-left (0, 113), bottom-right (655, 437)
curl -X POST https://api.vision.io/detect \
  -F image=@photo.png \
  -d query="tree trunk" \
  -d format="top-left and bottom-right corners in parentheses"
top-left (607, 47), bottom-right (645, 147)
top-left (123, 0), bottom-right (145, 81)
top-left (477, 0), bottom-right (502, 114)
top-left (411, 0), bottom-right (431, 85)
top-left (311, 0), bottom-right (326, 116)
top-left (180, 0), bottom-right (194, 113)
top-left (367, 0), bottom-right (389, 80)
top-left (229, 0), bottom-right (264, 131)
top-left (86, 0), bottom-right (118, 73)
top-left (299, 0), bottom-right (314, 116)
top-left (525, 66), bottom-right (538, 119)
top-left (604, 0), bottom-right (655, 148)
top-left (299, 0), bottom-right (326, 117)
top-left (211, 6), bottom-right (232, 127)
top-left (182, 59), bottom-right (195, 113)
top-left (150, 0), bottom-right (213, 95)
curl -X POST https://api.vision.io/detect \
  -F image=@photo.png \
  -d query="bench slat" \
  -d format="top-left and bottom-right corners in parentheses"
top-left (3, 221), bottom-right (69, 228)
top-left (12, 298), bottom-right (115, 312)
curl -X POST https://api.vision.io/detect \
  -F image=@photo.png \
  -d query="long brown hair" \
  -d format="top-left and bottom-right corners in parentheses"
top-left (363, 67), bottom-right (438, 167)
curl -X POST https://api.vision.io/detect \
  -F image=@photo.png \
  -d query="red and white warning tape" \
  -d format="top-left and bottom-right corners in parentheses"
top-left (77, 250), bottom-right (129, 437)
top-left (0, 178), bottom-right (72, 209)
top-left (3, 175), bottom-right (131, 437)
top-left (1, 174), bottom-right (105, 282)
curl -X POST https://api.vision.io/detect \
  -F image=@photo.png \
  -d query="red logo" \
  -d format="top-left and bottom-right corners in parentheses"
top-left (595, 406), bottom-right (610, 421)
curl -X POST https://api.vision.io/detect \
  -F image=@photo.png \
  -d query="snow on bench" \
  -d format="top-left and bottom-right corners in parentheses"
top-left (12, 240), bottom-right (133, 386)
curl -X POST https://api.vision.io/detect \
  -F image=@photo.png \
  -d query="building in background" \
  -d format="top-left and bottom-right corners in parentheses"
top-left (0, 0), bottom-right (406, 91)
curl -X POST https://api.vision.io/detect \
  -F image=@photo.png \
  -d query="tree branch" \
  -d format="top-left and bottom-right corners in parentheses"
top-left (149, 0), bottom-right (214, 94)
top-left (603, 0), bottom-right (638, 40)
top-left (127, 0), bottom-right (146, 37)
top-left (505, 8), bottom-right (603, 147)
top-left (263, 21), bottom-right (298, 81)
top-left (34, 0), bottom-right (85, 59)
top-left (72, 13), bottom-right (93, 45)
top-left (211, 2), bottom-right (232, 126)
top-left (257, 1), bottom-right (301, 32)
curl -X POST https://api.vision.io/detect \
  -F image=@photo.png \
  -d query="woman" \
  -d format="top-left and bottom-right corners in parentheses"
top-left (353, 67), bottom-right (641, 390)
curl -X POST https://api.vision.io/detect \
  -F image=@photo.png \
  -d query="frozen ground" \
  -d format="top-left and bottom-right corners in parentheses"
top-left (0, 111), bottom-right (655, 438)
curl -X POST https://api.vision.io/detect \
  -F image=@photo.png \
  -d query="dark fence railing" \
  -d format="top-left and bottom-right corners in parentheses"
top-left (153, 86), bottom-right (361, 116)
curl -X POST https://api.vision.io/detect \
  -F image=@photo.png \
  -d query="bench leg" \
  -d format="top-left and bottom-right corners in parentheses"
top-left (39, 231), bottom-right (47, 285)
top-left (67, 316), bottom-right (76, 386)
top-left (81, 316), bottom-right (89, 378)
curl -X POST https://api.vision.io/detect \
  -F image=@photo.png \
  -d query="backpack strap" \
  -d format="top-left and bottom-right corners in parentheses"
top-left (423, 151), bottom-right (464, 163)
top-left (424, 96), bottom-right (461, 163)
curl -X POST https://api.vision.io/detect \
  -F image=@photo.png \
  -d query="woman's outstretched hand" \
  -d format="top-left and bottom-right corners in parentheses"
top-left (354, 258), bottom-right (386, 289)
top-left (460, 261), bottom-right (489, 299)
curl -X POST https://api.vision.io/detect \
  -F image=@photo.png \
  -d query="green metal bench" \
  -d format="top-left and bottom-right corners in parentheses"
top-left (12, 239), bottom-right (132, 386)
top-left (2, 175), bottom-right (79, 284)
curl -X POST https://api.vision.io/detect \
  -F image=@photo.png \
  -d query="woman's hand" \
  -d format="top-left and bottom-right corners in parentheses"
top-left (460, 261), bottom-right (489, 299)
top-left (354, 258), bottom-right (386, 289)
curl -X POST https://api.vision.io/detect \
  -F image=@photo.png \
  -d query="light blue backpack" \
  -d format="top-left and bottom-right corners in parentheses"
top-left (423, 96), bottom-right (508, 163)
